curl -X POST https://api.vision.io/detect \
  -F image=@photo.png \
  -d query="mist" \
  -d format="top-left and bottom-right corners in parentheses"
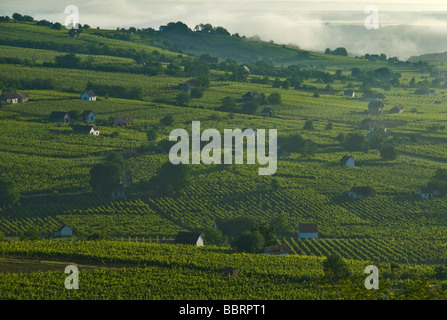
top-left (1, 0), bottom-right (447, 59)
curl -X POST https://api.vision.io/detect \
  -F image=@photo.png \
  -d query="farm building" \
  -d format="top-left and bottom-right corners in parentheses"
top-left (366, 131), bottom-right (387, 140)
top-left (81, 90), bottom-right (97, 101)
top-left (73, 124), bottom-right (100, 135)
top-left (219, 267), bottom-right (239, 278)
top-left (81, 110), bottom-right (96, 123)
top-left (241, 91), bottom-right (263, 102)
top-left (50, 111), bottom-right (70, 123)
top-left (175, 232), bottom-right (204, 247)
top-left (298, 223), bottom-right (318, 239)
top-left (53, 225), bottom-right (73, 238)
top-left (179, 81), bottom-right (196, 92)
top-left (263, 244), bottom-right (292, 256)
top-left (390, 105), bottom-right (404, 113)
top-left (15, 92), bottom-right (29, 103)
top-left (418, 187), bottom-right (440, 199)
top-left (368, 99), bottom-right (385, 115)
top-left (112, 116), bottom-right (133, 127)
top-left (0, 92), bottom-right (19, 104)
top-left (348, 186), bottom-right (376, 199)
top-left (110, 185), bottom-right (126, 200)
top-left (340, 155), bottom-right (355, 167)
top-left (344, 90), bottom-right (355, 98)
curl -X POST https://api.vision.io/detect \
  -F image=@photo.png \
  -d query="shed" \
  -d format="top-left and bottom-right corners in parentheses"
top-left (348, 186), bottom-right (376, 199)
top-left (50, 111), bottom-right (70, 123)
top-left (219, 267), bottom-right (239, 278)
top-left (53, 224), bottom-right (73, 238)
top-left (344, 90), bottom-right (355, 98)
top-left (112, 116), bottom-right (133, 127)
top-left (390, 105), bottom-right (404, 113)
top-left (73, 124), bottom-right (100, 135)
top-left (368, 99), bottom-right (385, 115)
top-left (418, 187), bottom-right (440, 199)
top-left (175, 232), bottom-right (204, 247)
top-left (0, 92), bottom-right (18, 104)
top-left (15, 92), bottom-right (29, 103)
top-left (298, 223), bottom-right (318, 239)
top-left (241, 91), bottom-right (263, 101)
top-left (81, 110), bottom-right (96, 123)
top-left (340, 155), bottom-right (355, 167)
top-left (81, 90), bottom-right (97, 101)
top-left (263, 244), bottom-right (292, 256)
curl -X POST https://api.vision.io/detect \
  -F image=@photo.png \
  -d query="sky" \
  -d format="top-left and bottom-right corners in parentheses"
top-left (1, 0), bottom-right (447, 58)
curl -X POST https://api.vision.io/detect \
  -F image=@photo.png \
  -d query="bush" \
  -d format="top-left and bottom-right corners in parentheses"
top-left (323, 254), bottom-right (351, 281)
top-left (234, 230), bottom-right (264, 253)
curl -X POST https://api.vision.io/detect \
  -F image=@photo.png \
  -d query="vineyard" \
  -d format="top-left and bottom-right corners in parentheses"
top-left (0, 19), bottom-right (447, 300)
top-left (0, 241), bottom-right (445, 300)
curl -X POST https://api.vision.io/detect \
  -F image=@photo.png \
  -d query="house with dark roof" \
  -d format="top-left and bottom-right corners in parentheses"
top-left (53, 224), bottom-right (73, 238)
top-left (175, 232), bottom-right (204, 247)
top-left (418, 187), bottom-right (440, 199)
top-left (81, 90), bottom-right (96, 101)
top-left (0, 92), bottom-right (19, 104)
top-left (73, 124), bottom-right (100, 135)
top-left (344, 90), bottom-right (355, 98)
top-left (368, 99), bottom-right (385, 115)
top-left (348, 186), bottom-right (376, 199)
top-left (15, 92), bottom-right (29, 103)
top-left (298, 223), bottom-right (318, 239)
top-left (50, 111), bottom-right (70, 123)
top-left (340, 155), bottom-right (355, 167)
top-left (112, 116), bottom-right (133, 127)
top-left (263, 244), bottom-right (292, 256)
top-left (81, 110), bottom-right (95, 123)
top-left (179, 81), bottom-right (196, 93)
top-left (390, 105), bottom-right (404, 114)
top-left (241, 91), bottom-right (263, 102)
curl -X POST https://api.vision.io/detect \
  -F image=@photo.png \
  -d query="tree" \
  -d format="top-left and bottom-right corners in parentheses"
top-left (175, 92), bottom-right (190, 106)
top-left (203, 228), bottom-right (228, 247)
top-left (151, 162), bottom-right (192, 195)
top-left (234, 230), bottom-right (264, 253)
top-left (380, 144), bottom-right (398, 161)
top-left (90, 162), bottom-right (123, 193)
top-left (190, 87), bottom-right (203, 99)
top-left (271, 215), bottom-right (293, 237)
top-left (323, 254), bottom-right (351, 281)
top-left (267, 92), bottom-right (282, 105)
top-left (0, 177), bottom-right (20, 208)
top-left (160, 115), bottom-right (175, 126)
top-left (250, 222), bottom-right (277, 246)
top-left (241, 100), bottom-right (259, 115)
top-left (20, 226), bottom-right (41, 240)
top-left (303, 120), bottom-right (315, 131)
top-left (325, 122), bottom-right (333, 130)
top-left (55, 53), bottom-right (81, 68)
top-left (68, 110), bottom-right (80, 121)
top-left (342, 133), bottom-right (369, 152)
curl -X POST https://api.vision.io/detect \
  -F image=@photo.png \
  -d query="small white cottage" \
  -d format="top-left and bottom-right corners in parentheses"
top-left (53, 224), bottom-right (73, 238)
top-left (81, 90), bottom-right (97, 101)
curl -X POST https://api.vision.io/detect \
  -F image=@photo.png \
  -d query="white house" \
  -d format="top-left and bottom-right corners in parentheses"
top-left (298, 223), bottom-right (318, 239)
top-left (53, 225), bottom-right (73, 238)
top-left (81, 90), bottom-right (97, 101)
top-left (418, 188), bottom-right (440, 199)
top-left (344, 90), bottom-right (355, 98)
top-left (340, 155), bottom-right (355, 167)
top-left (73, 124), bottom-right (100, 136)
top-left (175, 232), bottom-right (204, 247)
top-left (81, 110), bottom-right (96, 123)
